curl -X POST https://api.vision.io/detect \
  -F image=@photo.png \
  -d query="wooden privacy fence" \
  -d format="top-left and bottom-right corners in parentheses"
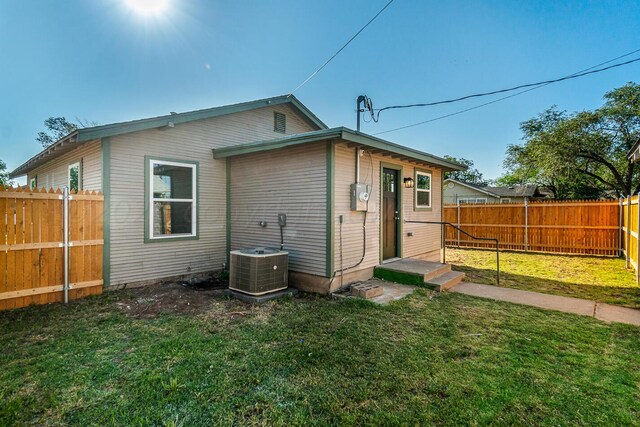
top-left (443, 199), bottom-right (621, 256)
top-left (0, 186), bottom-right (103, 311)
top-left (621, 196), bottom-right (639, 280)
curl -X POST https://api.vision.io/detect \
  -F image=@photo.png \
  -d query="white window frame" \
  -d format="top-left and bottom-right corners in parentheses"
top-left (500, 198), bottom-right (511, 204)
top-left (148, 158), bottom-right (197, 240)
top-left (68, 161), bottom-right (81, 191)
top-left (457, 197), bottom-right (487, 205)
top-left (29, 177), bottom-right (37, 190)
top-left (415, 170), bottom-right (432, 209)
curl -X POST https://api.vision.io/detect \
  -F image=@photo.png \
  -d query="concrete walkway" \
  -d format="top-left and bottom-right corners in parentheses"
top-left (452, 282), bottom-right (640, 326)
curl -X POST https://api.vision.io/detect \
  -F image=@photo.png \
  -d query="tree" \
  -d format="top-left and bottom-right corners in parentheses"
top-left (36, 117), bottom-right (78, 148)
top-left (0, 159), bottom-right (12, 187)
top-left (499, 82), bottom-right (640, 199)
top-left (443, 155), bottom-right (487, 185)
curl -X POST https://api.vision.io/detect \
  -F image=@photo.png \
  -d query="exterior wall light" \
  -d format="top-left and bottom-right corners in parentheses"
top-left (403, 177), bottom-right (414, 188)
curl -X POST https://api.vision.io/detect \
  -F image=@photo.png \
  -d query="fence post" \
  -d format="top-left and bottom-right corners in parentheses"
top-left (626, 195), bottom-right (631, 269)
top-left (456, 203), bottom-right (461, 247)
top-left (619, 197), bottom-right (623, 257)
top-left (63, 186), bottom-right (69, 304)
top-left (442, 223), bottom-right (446, 264)
top-left (636, 197), bottom-right (639, 284)
top-left (524, 198), bottom-right (528, 252)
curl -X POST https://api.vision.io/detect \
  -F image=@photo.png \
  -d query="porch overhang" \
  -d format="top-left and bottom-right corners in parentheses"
top-left (213, 127), bottom-right (467, 172)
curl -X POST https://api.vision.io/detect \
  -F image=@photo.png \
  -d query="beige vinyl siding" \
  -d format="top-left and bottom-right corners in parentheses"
top-left (27, 140), bottom-right (102, 190)
top-left (333, 143), bottom-right (443, 274)
top-left (404, 167), bottom-right (442, 258)
top-left (443, 182), bottom-right (498, 204)
top-left (229, 142), bottom-right (327, 276)
top-left (108, 104), bottom-right (316, 285)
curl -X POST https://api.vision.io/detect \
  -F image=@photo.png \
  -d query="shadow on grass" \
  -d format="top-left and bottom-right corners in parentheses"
top-left (452, 264), bottom-right (640, 309)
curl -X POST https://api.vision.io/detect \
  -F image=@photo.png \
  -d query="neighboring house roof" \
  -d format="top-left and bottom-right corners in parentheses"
top-left (10, 95), bottom-right (326, 178)
top-left (484, 185), bottom-right (537, 198)
top-left (627, 138), bottom-right (640, 163)
top-left (444, 178), bottom-right (538, 198)
top-left (443, 178), bottom-right (499, 197)
top-left (213, 127), bottom-right (467, 172)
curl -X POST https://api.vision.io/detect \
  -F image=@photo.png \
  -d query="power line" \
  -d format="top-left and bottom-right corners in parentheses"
top-left (373, 48), bottom-right (640, 135)
top-left (372, 50), bottom-right (640, 121)
top-left (287, 0), bottom-right (396, 97)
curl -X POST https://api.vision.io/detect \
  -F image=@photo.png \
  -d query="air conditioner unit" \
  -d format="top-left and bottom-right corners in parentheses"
top-left (229, 248), bottom-right (289, 295)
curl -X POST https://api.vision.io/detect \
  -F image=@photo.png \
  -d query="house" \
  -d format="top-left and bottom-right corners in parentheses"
top-left (627, 138), bottom-right (640, 164)
top-left (443, 178), bottom-right (545, 205)
top-left (10, 95), bottom-right (465, 294)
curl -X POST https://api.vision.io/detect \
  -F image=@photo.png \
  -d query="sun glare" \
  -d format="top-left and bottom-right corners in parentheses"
top-left (124, 0), bottom-right (169, 16)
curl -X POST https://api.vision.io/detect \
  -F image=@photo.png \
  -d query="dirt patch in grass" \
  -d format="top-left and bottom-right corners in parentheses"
top-left (113, 280), bottom-right (229, 318)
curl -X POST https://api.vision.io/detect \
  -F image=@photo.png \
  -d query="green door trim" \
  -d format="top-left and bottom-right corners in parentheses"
top-left (380, 162), bottom-right (403, 263)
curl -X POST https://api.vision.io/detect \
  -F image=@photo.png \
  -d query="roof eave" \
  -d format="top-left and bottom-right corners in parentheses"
top-left (10, 94), bottom-right (326, 178)
top-left (9, 130), bottom-right (81, 178)
top-left (77, 95), bottom-right (327, 143)
top-left (214, 127), bottom-right (467, 172)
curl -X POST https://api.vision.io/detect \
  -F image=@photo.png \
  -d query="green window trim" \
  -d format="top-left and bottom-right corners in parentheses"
top-left (144, 156), bottom-right (200, 243)
top-left (414, 167), bottom-right (433, 211)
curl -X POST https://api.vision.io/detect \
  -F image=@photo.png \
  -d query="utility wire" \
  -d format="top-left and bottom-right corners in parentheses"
top-left (374, 48), bottom-right (640, 135)
top-left (373, 51), bottom-right (640, 121)
top-left (287, 0), bottom-right (395, 97)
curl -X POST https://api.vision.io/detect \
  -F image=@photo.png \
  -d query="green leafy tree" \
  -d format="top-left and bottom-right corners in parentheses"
top-left (0, 159), bottom-right (12, 187)
top-left (443, 155), bottom-right (487, 185)
top-left (36, 117), bottom-right (78, 148)
top-left (499, 82), bottom-right (640, 198)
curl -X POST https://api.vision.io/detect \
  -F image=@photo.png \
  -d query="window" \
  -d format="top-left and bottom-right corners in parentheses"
top-left (458, 197), bottom-right (487, 205)
top-left (500, 198), bottom-right (511, 204)
top-left (147, 158), bottom-right (197, 240)
top-left (29, 177), bottom-right (37, 190)
top-left (415, 170), bottom-right (431, 208)
top-left (68, 162), bottom-right (81, 192)
top-left (274, 111), bottom-right (286, 133)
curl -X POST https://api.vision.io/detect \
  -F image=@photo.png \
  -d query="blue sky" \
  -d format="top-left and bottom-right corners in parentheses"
top-left (1, 0), bottom-right (639, 182)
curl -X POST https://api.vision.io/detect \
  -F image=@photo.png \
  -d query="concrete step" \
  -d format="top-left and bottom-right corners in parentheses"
top-left (374, 259), bottom-right (451, 286)
top-left (425, 271), bottom-right (466, 292)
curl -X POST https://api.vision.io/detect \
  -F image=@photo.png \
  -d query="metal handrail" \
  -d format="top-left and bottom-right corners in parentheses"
top-left (404, 220), bottom-right (500, 285)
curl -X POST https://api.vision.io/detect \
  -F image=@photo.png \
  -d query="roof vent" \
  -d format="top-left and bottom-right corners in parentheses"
top-left (274, 112), bottom-right (286, 133)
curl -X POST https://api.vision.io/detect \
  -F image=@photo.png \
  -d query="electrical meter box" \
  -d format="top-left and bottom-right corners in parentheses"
top-left (350, 183), bottom-right (371, 211)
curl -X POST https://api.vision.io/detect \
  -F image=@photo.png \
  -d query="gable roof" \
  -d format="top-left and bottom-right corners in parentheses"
top-left (10, 95), bottom-right (326, 178)
top-left (444, 178), bottom-right (538, 198)
top-left (213, 127), bottom-right (467, 172)
top-left (485, 185), bottom-right (537, 198)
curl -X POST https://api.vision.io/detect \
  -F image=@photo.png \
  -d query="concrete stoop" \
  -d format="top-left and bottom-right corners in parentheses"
top-left (374, 258), bottom-right (465, 292)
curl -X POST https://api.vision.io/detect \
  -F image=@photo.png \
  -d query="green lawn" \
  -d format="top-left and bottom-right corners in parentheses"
top-left (1, 284), bottom-right (639, 426)
top-left (447, 248), bottom-right (640, 309)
